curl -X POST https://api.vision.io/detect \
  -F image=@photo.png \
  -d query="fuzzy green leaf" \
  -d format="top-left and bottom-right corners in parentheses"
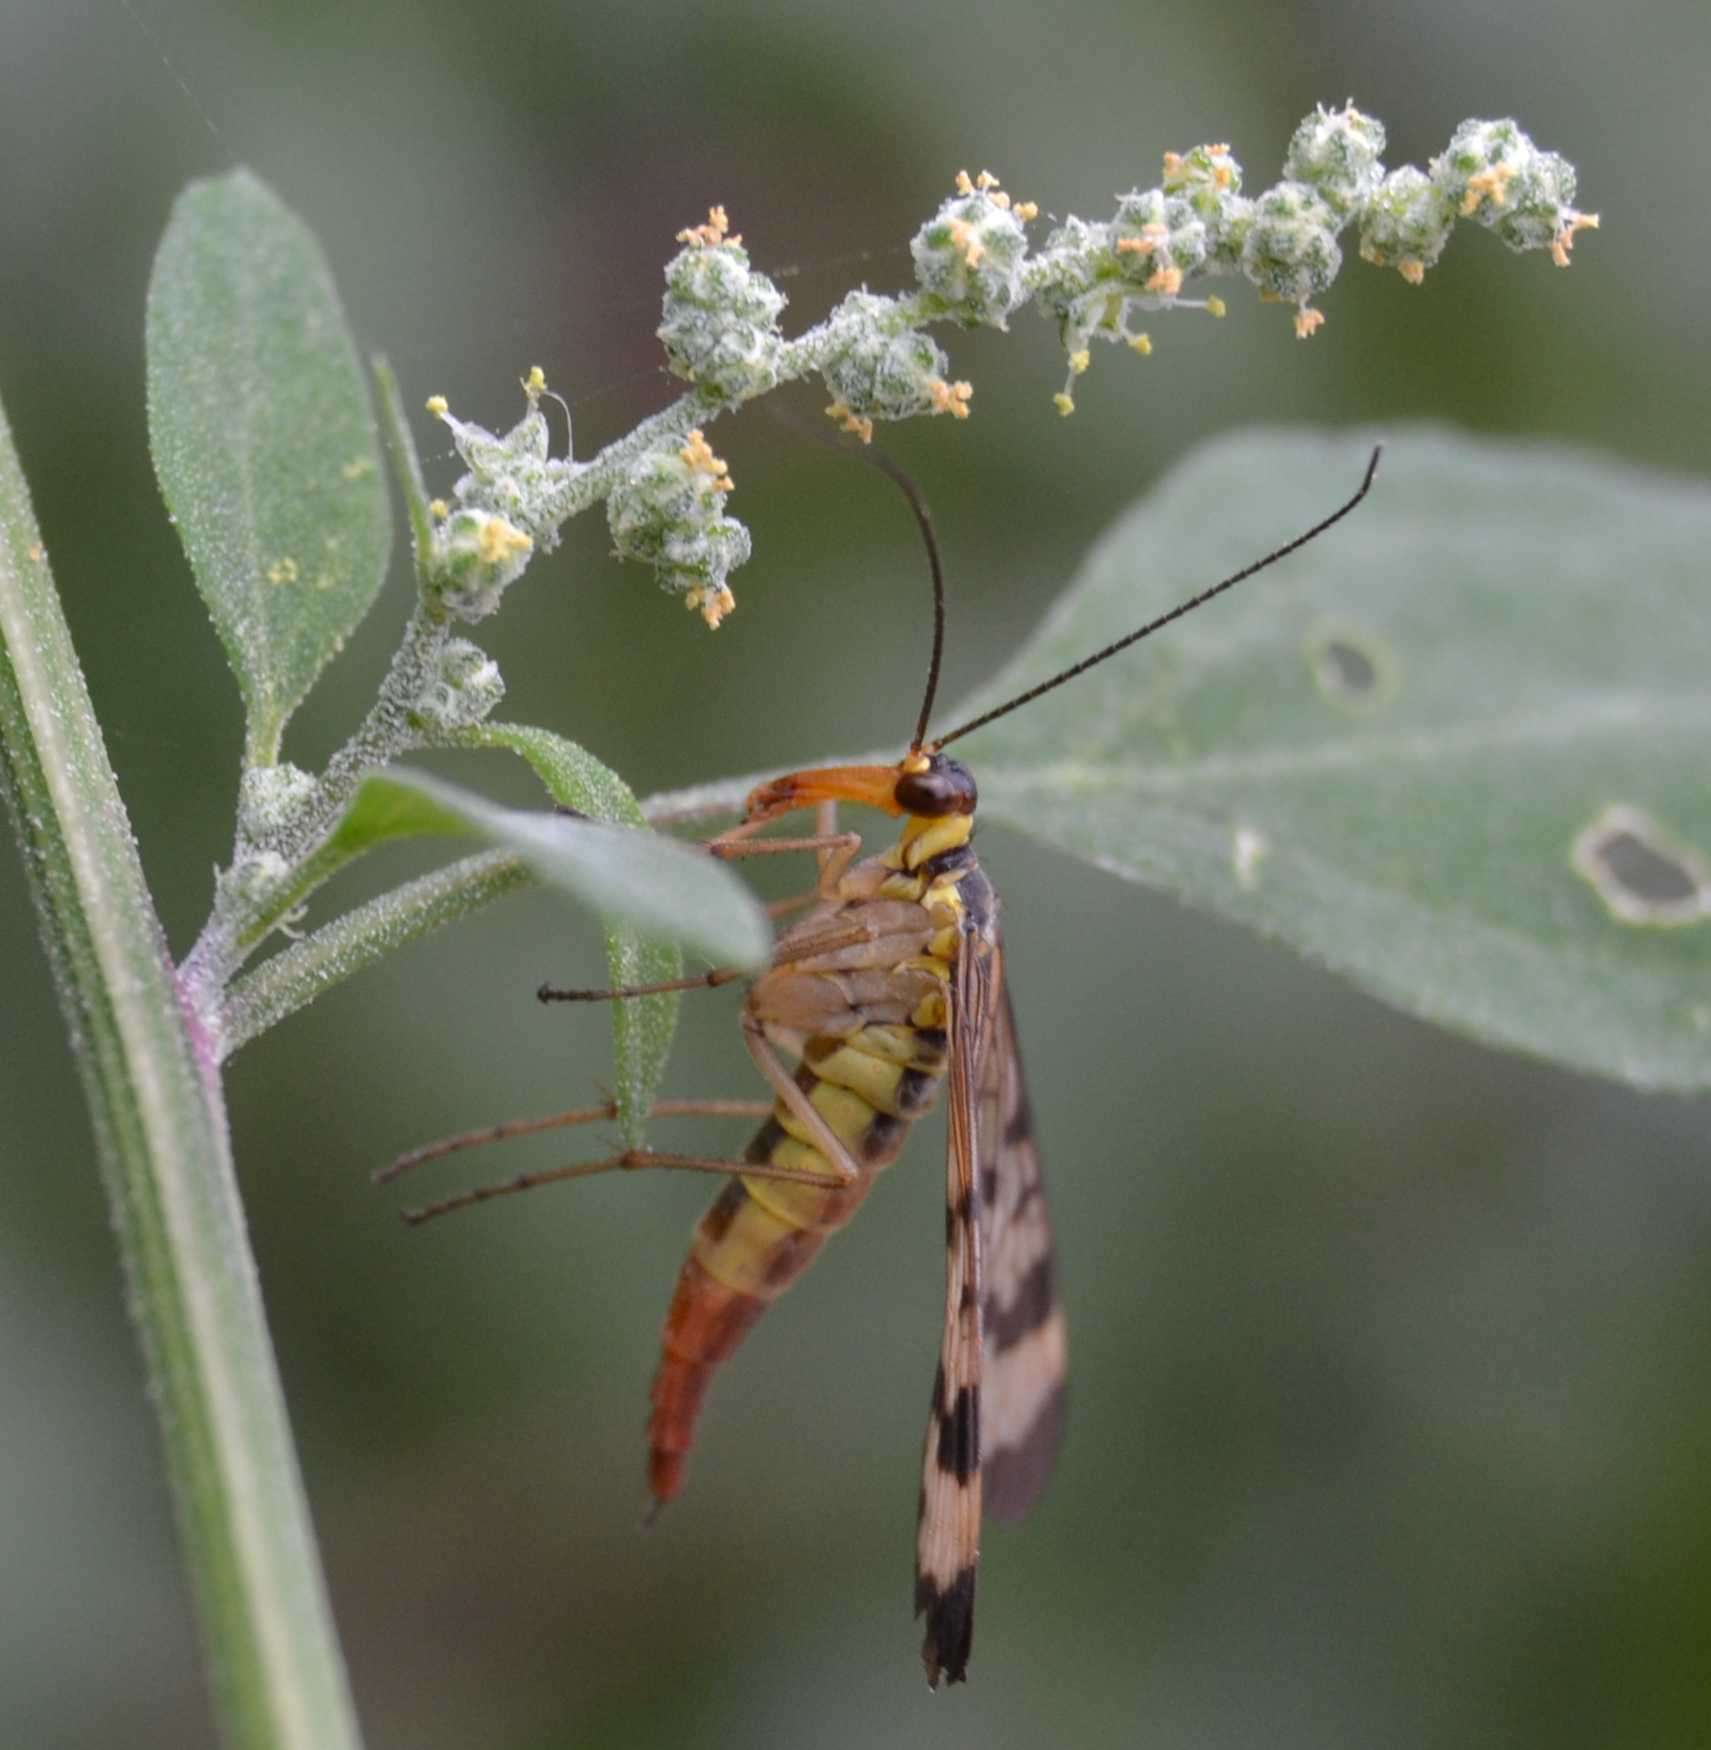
top-left (373, 767), bottom-right (768, 969)
top-left (955, 427), bottom-right (1711, 1092)
top-left (147, 168), bottom-right (390, 767)
top-left (328, 773), bottom-right (472, 855)
top-left (452, 724), bottom-right (688, 1149)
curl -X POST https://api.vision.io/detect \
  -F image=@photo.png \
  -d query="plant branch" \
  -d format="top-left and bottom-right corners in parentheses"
top-left (219, 849), bottom-right (531, 1059)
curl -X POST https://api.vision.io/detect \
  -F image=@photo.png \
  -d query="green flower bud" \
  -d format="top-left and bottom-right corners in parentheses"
top-left (607, 428), bottom-right (750, 626)
top-left (424, 374), bottom-right (572, 552)
top-left (237, 763), bottom-right (317, 840)
top-left (1241, 181), bottom-right (1342, 335)
top-left (429, 507), bottom-right (534, 621)
top-left (818, 290), bottom-right (965, 437)
top-left (1111, 187), bottom-right (1209, 296)
top-left (224, 847), bottom-right (293, 909)
top-left (659, 207), bottom-right (787, 402)
top-left (1432, 118), bottom-right (1598, 265)
top-left (1284, 102), bottom-right (1388, 220)
top-left (415, 639), bottom-right (505, 731)
top-left (911, 170), bottom-right (1034, 330)
top-left (1161, 141), bottom-right (1252, 272)
top-left (1358, 165), bottom-right (1456, 283)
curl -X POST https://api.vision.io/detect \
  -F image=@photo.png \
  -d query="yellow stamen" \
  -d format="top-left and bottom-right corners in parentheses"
top-left (1068, 349), bottom-right (1090, 375)
top-left (425, 395), bottom-right (449, 417)
top-left (1053, 391), bottom-right (1075, 417)
top-left (428, 499), bottom-right (449, 520)
top-left (680, 428), bottom-right (731, 481)
top-left (824, 401), bottom-right (875, 444)
top-left (1461, 162), bottom-right (1518, 215)
top-left (926, 378), bottom-right (973, 419)
top-left (948, 217), bottom-right (985, 267)
top-left (1206, 295), bottom-right (1227, 318)
top-left (700, 584), bottom-right (736, 629)
top-left (477, 518), bottom-right (531, 564)
top-left (676, 205), bottom-right (737, 248)
top-left (524, 365), bottom-right (546, 394)
top-left (1129, 333), bottom-right (1153, 355)
top-left (1550, 209), bottom-right (1599, 268)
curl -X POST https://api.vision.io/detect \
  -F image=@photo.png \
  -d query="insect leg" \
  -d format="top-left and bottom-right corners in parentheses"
top-left (538, 919), bottom-right (878, 1005)
top-left (397, 1144), bottom-right (851, 1227)
top-left (538, 967), bottom-right (746, 1003)
top-left (708, 797), bottom-right (861, 898)
top-left (756, 804), bottom-right (848, 917)
top-left (739, 1013), bottom-right (863, 1188)
top-left (710, 830), bottom-right (862, 898)
top-left (375, 1096), bottom-right (775, 1184)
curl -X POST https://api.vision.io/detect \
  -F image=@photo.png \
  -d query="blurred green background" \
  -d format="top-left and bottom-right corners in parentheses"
top-left (4, 1), bottom-right (1709, 1746)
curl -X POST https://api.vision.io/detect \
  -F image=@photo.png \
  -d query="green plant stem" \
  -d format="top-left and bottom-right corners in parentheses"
top-left (219, 849), bottom-right (531, 1059)
top-left (183, 600), bottom-right (451, 995)
top-left (0, 398), bottom-right (363, 1750)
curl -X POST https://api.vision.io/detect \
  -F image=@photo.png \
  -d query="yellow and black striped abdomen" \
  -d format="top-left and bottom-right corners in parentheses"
top-left (647, 1020), bottom-right (949, 1506)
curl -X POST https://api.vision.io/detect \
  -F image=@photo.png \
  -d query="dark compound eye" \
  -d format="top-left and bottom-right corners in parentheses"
top-left (894, 756), bottom-right (978, 818)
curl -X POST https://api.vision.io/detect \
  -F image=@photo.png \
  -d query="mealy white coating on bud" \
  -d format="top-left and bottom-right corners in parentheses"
top-left (818, 290), bottom-right (954, 429)
top-left (429, 508), bottom-right (534, 621)
top-left (1033, 196), bottom-right (1227, 408)
top-left (409, 112), bottom-right (1596, 623)
top-left (910, 172), bottom-right (1033, 330)
top-left (1284, 103), bottom-right (1388, 221)
top-left (1431, 118), bottom-right (1597, 264)
top-left (659, 209), bottom-right (787, 403)
top-left (225, 847), bottom-right (293, 908)
top-left (414, 639), bottom-right (505, 731)
top-left (607, 428), bottom-right (751, 624)
top-left (1358, 165), bottom-right (1456, 282)
top-left (428, 375), bottom-right (573, 556)
top-left (1161, 143), bottom-right (1251, 271)
top-left (1241, 181), bottom-right (1342, 332)
top-left (1111, 188), bottom-right (1210, 294)
top-left (237, 763), bottom-right (318, 840)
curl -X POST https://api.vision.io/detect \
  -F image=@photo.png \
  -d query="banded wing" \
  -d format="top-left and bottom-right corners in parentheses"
top-left (915, 918), bottom-right (1001, 1689)
top-left (979, 987), bottom-right (1067, 1524)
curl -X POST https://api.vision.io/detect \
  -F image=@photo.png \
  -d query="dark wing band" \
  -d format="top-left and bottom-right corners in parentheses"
top-left (914, 925), bottom-right (999, 1688)
top-left (978, 986), bottom-right (1068, 1523)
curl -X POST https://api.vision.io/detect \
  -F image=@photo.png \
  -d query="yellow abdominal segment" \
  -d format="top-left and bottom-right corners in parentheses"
top-left (691, 817), bottom-right (973, 1303)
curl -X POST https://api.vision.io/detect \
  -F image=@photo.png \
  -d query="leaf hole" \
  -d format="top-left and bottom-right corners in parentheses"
top-left (1570, 805), bottom-right (1710, 927)
top-left (1306, 621), bottom-right (1394, 711)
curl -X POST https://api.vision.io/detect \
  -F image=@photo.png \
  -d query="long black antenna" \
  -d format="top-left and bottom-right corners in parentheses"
top-left (763, 401), bottom-right (949, 754)
top-left (860, 449), bottom-right (947, 753)
top-left (932, 445), bottom-right (1382, 751)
